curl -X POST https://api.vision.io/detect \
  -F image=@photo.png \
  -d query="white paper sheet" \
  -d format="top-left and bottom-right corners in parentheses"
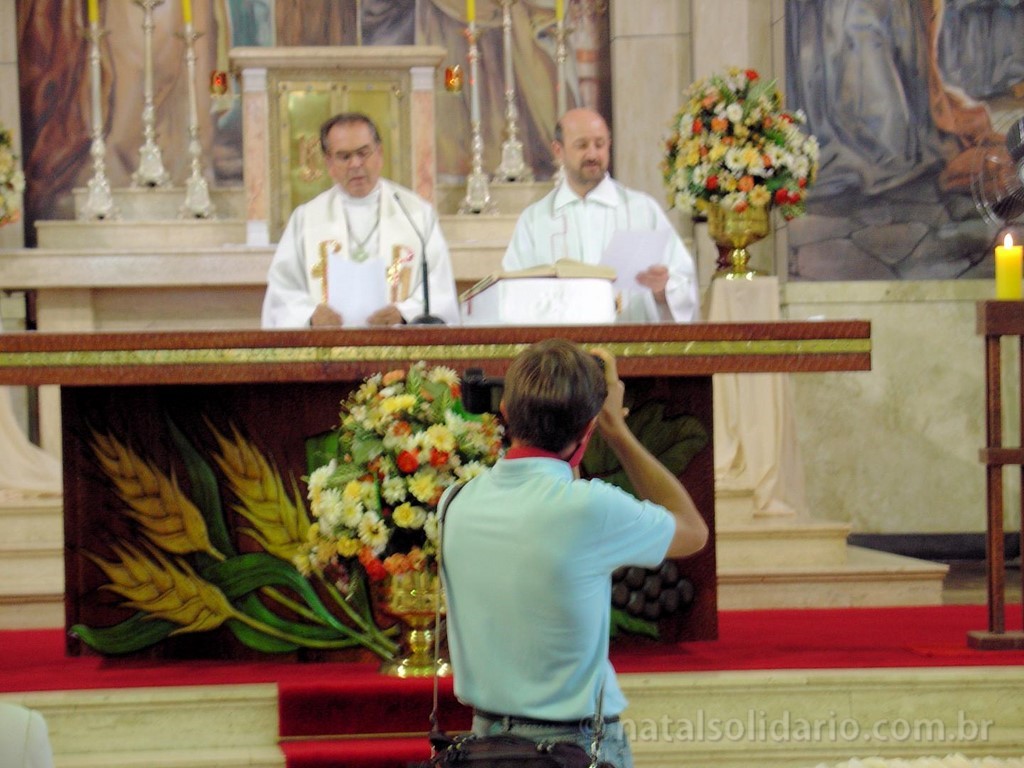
top-left (600, 229), bottom-right (671, 291)
top-left (326, 256), bottom-right (388, 327)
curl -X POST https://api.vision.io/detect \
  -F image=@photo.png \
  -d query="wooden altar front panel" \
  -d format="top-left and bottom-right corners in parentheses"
top-left (0, 322), bottom-right (871, 660)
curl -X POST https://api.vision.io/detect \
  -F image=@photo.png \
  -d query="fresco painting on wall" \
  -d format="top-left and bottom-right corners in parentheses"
top-left (785, 0), bottom-right (1024, 281)
top-left (19, 0), bottom-right (1020, 283)
top-left (15, 0), bottom-right (607, 244)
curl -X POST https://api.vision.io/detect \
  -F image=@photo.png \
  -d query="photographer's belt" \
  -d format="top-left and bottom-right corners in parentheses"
top-left (473, 708), bottom-right (619, 728)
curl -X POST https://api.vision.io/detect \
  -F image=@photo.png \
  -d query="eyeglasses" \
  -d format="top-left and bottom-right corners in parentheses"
top-left (326, 145), bottom-right (378, 165)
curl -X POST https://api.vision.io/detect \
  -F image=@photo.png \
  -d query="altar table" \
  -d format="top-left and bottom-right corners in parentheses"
top-left (0, 322), bottom-right (870, 659)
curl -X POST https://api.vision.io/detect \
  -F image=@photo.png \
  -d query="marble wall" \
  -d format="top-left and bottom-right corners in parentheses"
top-left (783, 279), bottom-right (1017, 535)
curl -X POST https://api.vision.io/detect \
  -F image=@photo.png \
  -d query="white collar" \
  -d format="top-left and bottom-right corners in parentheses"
top-left (338, 181), bottom-right (382, 208)
top-left (553, 174), bottom-right (618, 211)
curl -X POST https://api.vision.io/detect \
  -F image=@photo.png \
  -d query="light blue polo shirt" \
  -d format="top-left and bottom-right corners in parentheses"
top-left (441, 456), bottom-right (675, 721)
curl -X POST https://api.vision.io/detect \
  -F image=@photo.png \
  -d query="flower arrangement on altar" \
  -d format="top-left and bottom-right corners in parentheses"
top-left (662, 67), bottom-right (819, 220)
top-left (0, 123), bottom-right (25, 228)
top-left (297, 362), bottom-right (504, 591)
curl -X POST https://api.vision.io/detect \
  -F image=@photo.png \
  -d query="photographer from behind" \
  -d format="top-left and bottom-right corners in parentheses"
top-left (441, 338), bottom-right (709, 768)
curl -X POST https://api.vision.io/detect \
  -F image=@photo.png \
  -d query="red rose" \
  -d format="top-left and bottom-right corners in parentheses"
top-left (358, 548), bottom-right (389, 582)
top-left (396, 450), bottom-right (420, 473)
top-left (429, 448), bottom-right (450, 468)
top-left (745, 69), bottom-right (759, 81)
top-left (706, 175), bottom-right (719, 191)
top-left (692, 119), bottom-right (703, 134)
top-left (773, 188), bottom-right (790, 205)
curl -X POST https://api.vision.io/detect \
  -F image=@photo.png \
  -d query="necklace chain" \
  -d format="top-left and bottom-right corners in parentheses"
top-left (344, 205), bottom-right (381, 262)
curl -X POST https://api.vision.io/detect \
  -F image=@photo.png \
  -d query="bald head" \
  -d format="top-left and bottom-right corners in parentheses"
top-left (553, 108), bottom-right (611, 197)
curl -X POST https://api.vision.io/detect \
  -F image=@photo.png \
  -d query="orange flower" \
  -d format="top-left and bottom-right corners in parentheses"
top-left (738, 175), bottom-right (755, 192)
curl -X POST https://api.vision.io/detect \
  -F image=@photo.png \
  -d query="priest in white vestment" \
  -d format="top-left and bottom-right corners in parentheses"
top-left (261, 113), bottom-right (460, 328)
top-left (503, 108), bottom-right (699, 323)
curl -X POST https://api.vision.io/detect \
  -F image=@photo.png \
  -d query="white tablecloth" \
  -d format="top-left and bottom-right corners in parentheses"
top-left (0, 386), bottom-right (61, 499)
top-left (708, 276), bottom-right (806, 517)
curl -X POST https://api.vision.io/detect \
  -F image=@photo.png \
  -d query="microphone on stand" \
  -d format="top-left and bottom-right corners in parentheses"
top-left (393, 191), bottom-right (446, 325)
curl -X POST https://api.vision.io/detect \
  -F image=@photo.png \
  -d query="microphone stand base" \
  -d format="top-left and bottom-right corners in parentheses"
top-left (410, 314), bottom-right (447, 325)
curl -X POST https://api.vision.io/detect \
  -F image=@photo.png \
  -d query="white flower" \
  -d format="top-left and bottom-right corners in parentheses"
top-left (312, 487), bottom-right (344, 527)
top-left (340, 498), bottom-right (363, 528)
top-left (381, 475), bottom-right (407, 504)
top-left (424, 513), bottom-right (440, 545)
top-left (306, 459), bottom-right (337, 501)
top-left (357, 511), bottom-right (389, 553)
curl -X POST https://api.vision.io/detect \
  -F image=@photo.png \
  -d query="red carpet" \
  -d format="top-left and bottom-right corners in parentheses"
top-left (3, 605), bottom-right (1023, 768)
top-left (4, 605), bottom-right (1023, 695)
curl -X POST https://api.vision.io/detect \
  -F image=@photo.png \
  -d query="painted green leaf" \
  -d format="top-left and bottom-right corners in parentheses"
top-left (71, 613), bottom-right (176, 655)
top-left (610, 609), bottom-right (659, 640)
top-left (203, 553), bottom-right (353, 637)
top-left (583, 401), bottom-right (708, 496)
top-left (167, 417), bottom-right (235, 561)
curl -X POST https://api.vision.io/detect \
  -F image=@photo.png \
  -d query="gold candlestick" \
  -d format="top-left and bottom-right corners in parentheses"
top-left (80, 21), bottom-right (119, 220)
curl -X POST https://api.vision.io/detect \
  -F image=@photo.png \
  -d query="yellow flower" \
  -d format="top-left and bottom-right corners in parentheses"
top-left (343, 480), bottom-right (365, 503)
top-left (336, 536), bottom-right (362, 558)
top-left (423, 424), bottom-right (456, 453)
top-left (749, 185), bottom-right (772, 207)
top-left (380, 394), bottom-right (417, 415)
top-left (409, 469), bottom-right (441, 505)
top-left (393, 502), bottom-right (427, 530)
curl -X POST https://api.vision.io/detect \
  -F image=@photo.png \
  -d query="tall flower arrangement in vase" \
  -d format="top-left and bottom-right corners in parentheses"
top-left (662, 67), bottom-right (819, 221)
top-left (0, 123), bottom-right (25, 228)
top-left (297, 362), bottom-right (504, 594)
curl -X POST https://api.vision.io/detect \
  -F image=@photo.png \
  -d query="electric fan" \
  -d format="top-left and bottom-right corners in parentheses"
top-left (972, 115), bottom-right (1024, 226)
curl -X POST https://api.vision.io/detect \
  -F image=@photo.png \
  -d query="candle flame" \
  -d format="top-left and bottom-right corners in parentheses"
top-left (1006, 233), bottom-right (1015, 249)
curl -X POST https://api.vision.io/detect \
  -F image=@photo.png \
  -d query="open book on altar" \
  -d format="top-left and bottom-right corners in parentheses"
top-left (459, 259), bottom-right (618, 326)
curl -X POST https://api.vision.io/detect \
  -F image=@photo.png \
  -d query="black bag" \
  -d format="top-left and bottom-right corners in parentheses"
top-left (424, 730), bottom-right (609, 768)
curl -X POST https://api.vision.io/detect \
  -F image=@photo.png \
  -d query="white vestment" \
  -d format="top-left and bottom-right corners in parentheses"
top-left (502, 175), bottom-right (699, 323)
top-left (0, 703), bottom-right (55, 768)
top-left (261, 180), bottom-right (460, 328)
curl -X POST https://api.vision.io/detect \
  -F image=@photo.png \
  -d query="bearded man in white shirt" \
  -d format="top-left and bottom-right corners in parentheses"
top-left (262, 113), bottom-right (460, 328)
top-left (503, 108), bottom-right (699, 323)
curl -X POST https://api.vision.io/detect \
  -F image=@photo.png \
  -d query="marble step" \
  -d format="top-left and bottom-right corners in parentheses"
top-left (718, 545), bottom-right (949, 610)
top-left (4, 667), bottom-right (1022, 768)
top-left (36, 219), bottom-right (248, 250)
top-left (72, 186), bottom-right (247, 221)
top-left (716, 519), bottom-right (853, 569)
top-left (0, 497), bottom-right (65, 630)
top-left (0, 685), bottom-right (282, 768)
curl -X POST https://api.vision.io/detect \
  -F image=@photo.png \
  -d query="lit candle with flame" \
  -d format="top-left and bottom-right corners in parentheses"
top-left (466, 0), bottom-right (475, 23)
top-left (556, 0), bottom-right (564, 22)
top-left (87, 0), bottom-right (99, 24)
top-left (995, 233), bottom-right (1023, 300)
top-left (182, 0), bottom-right (192, 25)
